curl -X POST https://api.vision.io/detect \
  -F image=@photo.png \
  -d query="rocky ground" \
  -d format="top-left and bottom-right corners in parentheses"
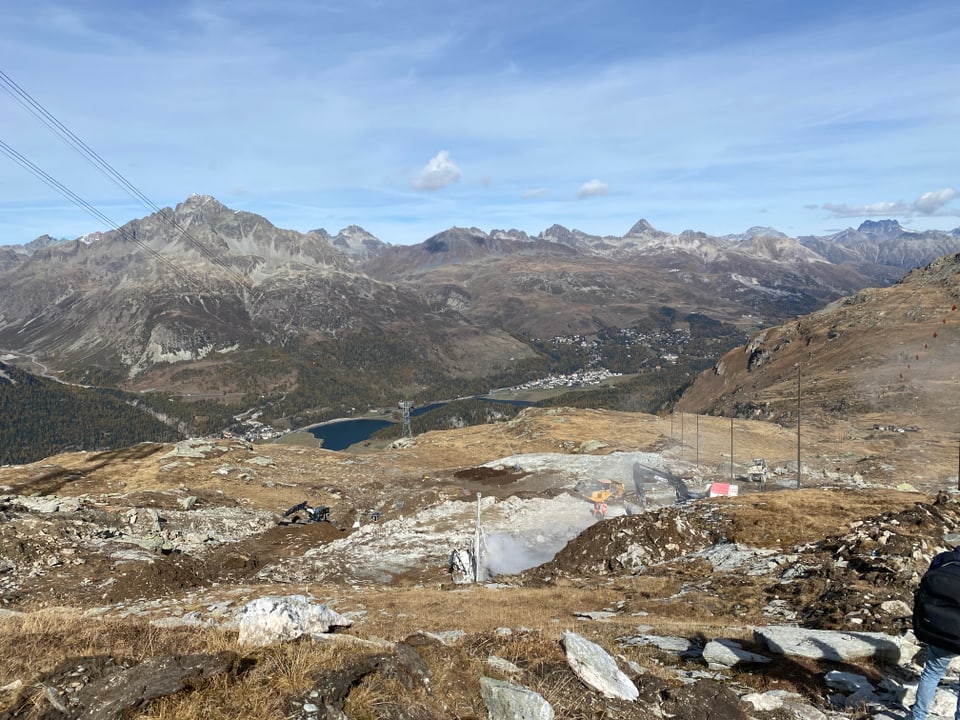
top-left (1, 407), bottom-right (959, 719)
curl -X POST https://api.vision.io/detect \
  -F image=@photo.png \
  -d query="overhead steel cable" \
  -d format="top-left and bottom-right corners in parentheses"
top-left (0, 138), bottom-right (202, 285)
top-left (0, 70), bottom-right (250, 287)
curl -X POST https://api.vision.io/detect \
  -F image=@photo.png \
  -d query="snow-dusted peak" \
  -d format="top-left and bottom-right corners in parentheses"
top-left (76, 231), bottom-right (103, 246)
top-left (176, 194), bottom-right (228, 215)
top-left (331, 225), bottom-right (385, 259)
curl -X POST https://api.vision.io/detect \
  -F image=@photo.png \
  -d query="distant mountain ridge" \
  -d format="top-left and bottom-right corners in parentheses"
top-left (2, 194), bottom-right (960, 441)
top-left (8, 205), bottom-right (959, 280)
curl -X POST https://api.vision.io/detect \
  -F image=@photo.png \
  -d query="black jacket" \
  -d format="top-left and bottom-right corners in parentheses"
top-left (914, 548), bottom-right (960, 653)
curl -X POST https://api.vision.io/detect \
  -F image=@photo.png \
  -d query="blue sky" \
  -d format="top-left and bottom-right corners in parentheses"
top-left (2, 0), bottom-right (958, 246)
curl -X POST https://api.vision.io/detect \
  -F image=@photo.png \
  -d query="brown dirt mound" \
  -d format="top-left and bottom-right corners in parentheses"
top-left (525, 504), bottom-right (723, 581)
top-left (104, 555), bottom-right (208, 603)
top-left (453, 465), bottom-right (529, 486)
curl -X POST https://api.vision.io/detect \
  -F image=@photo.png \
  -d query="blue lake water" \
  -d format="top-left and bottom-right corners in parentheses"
top-left (306, 398), bottom-right (532, 451)
top-left (307, 418), bottom-right (393, 450)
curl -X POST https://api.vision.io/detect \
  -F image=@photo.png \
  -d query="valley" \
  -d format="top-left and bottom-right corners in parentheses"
top-left (2, 196), bottom-right (958, 464)
top-left (0, 198), bottom-right (959, 718)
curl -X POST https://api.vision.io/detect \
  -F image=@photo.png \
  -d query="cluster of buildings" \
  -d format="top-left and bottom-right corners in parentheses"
top-left (222, 410), bottom-right (284, 442)
top-left (511, 367), bottom-right (622, 392)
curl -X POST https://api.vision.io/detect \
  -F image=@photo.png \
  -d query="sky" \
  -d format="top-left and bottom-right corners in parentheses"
top-left (2, 0), bottom-right (959, 246)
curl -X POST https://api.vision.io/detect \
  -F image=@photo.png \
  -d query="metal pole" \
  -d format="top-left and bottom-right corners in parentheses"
top-left (680, 412), bottom-right (684, 460)
top-left (796, 365), bottom-right (802, 488)
top-left (474, 492), bottom-right (482, 583)
top-left (696, 413), bottom-right (699, 468)
top-left (730, 416), bottom-right (734, 482)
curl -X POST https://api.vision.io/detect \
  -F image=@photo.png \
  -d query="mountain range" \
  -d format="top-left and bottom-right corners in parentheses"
top-left (1, 194), bottom-right (958, 442)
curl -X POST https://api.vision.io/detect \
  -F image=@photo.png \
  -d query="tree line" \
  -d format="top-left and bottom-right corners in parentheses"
top-left (0, 363), bottom-right (181, 465)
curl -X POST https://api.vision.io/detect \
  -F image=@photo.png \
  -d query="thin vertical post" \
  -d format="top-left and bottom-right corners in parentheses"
top-left (474, 492), bottom-right (482, 583)
top-left (730, 416), bottom-right (734, 482)
top-left (680, 412), bottom-right (684, 460)
top-left (796, 364), bottom-right (801, 489)
top-left (696, 413), bottom-right (700, 468)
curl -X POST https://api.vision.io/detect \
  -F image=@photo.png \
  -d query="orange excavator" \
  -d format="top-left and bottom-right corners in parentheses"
top-left (573, 479), bottom-right (626, 506)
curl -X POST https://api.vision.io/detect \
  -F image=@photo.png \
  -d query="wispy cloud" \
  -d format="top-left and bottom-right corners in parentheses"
top-left (914, 188), bottom-right (960, 214)
top-left (577, 179), bottom-right (608, 199)
top-left (522, 188), bottom-right (551, 199)
top-left (412, 151), bottom-right (462, 191)
top-left (822, 188), bottom-right (960, 218)
top-left (2, 1), bottom-right (959, 244)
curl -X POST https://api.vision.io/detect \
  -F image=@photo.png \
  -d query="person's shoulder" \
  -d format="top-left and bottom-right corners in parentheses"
top-left (930, 547), bottom-right (960, 570)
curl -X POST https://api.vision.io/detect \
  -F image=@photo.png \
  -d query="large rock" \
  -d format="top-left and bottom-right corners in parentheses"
top-left (617, 633), bottom-right (702, 658)
top-left (237, 595), bottom-right (352, 647)
top-left (1, 652), bottom-right (238, 720)
top-left (561, 631), bottom-right (638, 701)
top-left (754, 626), bottom-right (919, 663)
top-left (479, 677), bottom-right (554, 720)
top-left (702, 639), bottom-right (771, 668)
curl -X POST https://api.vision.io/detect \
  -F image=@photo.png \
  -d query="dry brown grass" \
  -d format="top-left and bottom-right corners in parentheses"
top-left (342, 676), bottom-right (400, 720)
top-left (141, 641), bottom-right (349, 720)
top-left (717, 487), bottom-right (927, 549)
top-left (340, 580), bottom-right (625, 640)
top-left (0, 609), bottom-right (240, 714)
top-left (0, 609), bottom-right (222, 682)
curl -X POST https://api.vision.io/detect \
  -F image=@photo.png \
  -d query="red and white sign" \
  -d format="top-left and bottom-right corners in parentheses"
top-left (708, 483), bottom-right (739, 497)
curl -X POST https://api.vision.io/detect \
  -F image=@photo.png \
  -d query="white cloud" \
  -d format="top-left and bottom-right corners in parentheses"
top-left (822, 188), bottom-right (960, 218)
top-left (522, 188), bottom-right (551, 198)
top-left (577, 179), bottom-right (608, 199)
top-left (914, 188), bottom-right (960, 214)
top-left (412, 151), bottom-right (462, 191)
top-left (822, 200), bottom-right (908, 217)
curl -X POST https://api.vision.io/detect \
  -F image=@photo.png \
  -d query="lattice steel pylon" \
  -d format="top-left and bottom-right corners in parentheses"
top-left (398, 401), bottom-right (413, 439)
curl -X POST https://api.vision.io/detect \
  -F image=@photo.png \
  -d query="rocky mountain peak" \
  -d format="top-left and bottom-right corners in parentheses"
top-left (489, 228), bottom-right (533, 243)
top-left (742, 226), bottom-right (788, 240)
top-left (422, 227), bottom-right (491, 254)
top-left (307, 227), bottom-right (333, 241)
top-left (678, 229), bottom-right (713, 242)
top-left (26, 234), bottom-right (64, 251)
top-left (539, 224), bottom-right (577, 245)
top-left (331, 225), bottom-right (385, 259)
top-left (625, 219), bottom-right (666, 238)
top-left (856, 219), bottom-right (904, 237)
top-left (176, 194), bottom-right (226, 213)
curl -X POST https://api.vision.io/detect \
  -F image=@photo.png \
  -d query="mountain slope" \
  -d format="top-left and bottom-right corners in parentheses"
top-left (362, 224), bottom-right (875, 338)
top-left (0, 361), bottom-right (181, 464)
top-left (675, 253), bottom-right (960, 442)
top-left (0, 196), bottom-right (532, 412)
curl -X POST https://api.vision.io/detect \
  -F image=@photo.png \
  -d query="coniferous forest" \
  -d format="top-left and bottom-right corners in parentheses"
top-left (0, 362), bottom-right (181, 465)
